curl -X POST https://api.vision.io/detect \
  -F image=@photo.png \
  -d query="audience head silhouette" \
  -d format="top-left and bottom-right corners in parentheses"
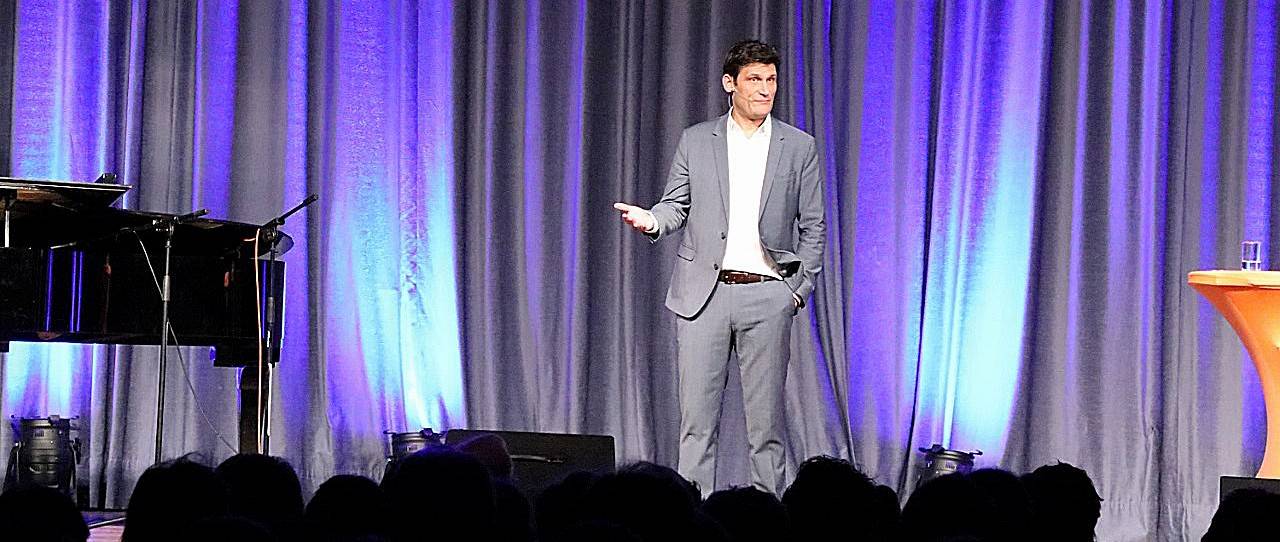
top-left (581, 461), bottom-right (715, 542)
top-left (455, 433), bottom-right (515, 482)
top-left (183, 515), bottom-right (276, 542)
top-left (703, 486), bottom-right (789, 542)
top-left (215, 452), bottom-right (305, 541)
top-left (783, 455), bottom-right (898, 541)
top-left (304, 474), bottom-right (390, 541)
top-left (1021, 461), bottom-right (1102, 541)
top-left (1202, 487), bottom-right (1280, 542)
top-left (493, 479), bottom-right (535, 542)
top-left (967, 468), bottom-right (1033, 541)
top-left (901, 472), bottom-right (994, 541)
top-left (380, 445), bottom-right (495, 541)
top-left (0, 484), bottom-right (89, 542)
top-left (122, 454), bottom-right (228, 542)
top-left (558, 519), bottom-right (644, 542)
top-left (535, 470), bottom-right (600, 541)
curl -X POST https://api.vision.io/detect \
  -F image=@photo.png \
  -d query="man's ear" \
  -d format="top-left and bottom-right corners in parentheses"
top-left (722, 73), bottom-right (735, 93)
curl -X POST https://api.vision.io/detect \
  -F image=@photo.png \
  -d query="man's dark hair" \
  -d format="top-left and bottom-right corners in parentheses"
top-left (901, 473), bottom-right (994, 542)
top-left (722, 40), bottom-right (781, 79)
top-left (1203, 488), bottom-right (1280, 541)
top-left (303, 474), bottom-right (389, 541)
top-left (784, 455), bottom-right (898, 541)
top-left (1021, 461), bottom-right (1103, 541)
top-left (703, 486), bottom-right (789, 542)
top-left (535, 471), bottom-right (599, 542)
top-left (123, 455), bottom-right (228, 542)
top-left (215, 453), bottom-right (305, 541)
top-left (381, 446), bottom-right (496, 541)
top-left (0, 484), bottom-right (89, 542)
top-left (580, 461), bottom-right (711, 542)
top-left (968, 468), bottom-right (1034, 542)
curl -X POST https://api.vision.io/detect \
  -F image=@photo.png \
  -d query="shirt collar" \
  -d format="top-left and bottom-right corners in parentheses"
top-left (726, 109), bottom-right (771, 139)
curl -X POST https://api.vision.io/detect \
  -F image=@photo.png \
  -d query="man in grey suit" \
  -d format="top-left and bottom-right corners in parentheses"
top-left (614, 40), bottom-right (825, 497)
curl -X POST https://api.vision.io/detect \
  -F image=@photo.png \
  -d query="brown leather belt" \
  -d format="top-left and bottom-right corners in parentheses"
top-left (717, 270), bottom-right (778, 284)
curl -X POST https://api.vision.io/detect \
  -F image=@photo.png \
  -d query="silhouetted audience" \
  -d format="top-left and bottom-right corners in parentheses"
top-left (536, 471), bottom-right (600, 541)
top-left (380, 446), bottom-right (496, 541)
top-left (782, 455), bottom-right (898, 541)
top-left (1202, 487), bottom-right (1280, 541)
top-left (493, 479), bottom-right (535, 542)
top-left (1022, 461), bottom-right (1103, 541)
top-left (0, 484), bottom-right (89, 542)
top-left (581, 461), bottom-right (724, 542)
top-left (968, 468), bottom-right (1033, 541)
top-left (559, 519), bottom-right (644, 542)
top-left (122, 455), bottom-right (228, 542)
top-left (703, 486), bottom-right (790, 542)
top-left (452, 434), bottom-right (533, 540)
top-left (303, 474), bottom-right (390, 542)
top-left (901, 472), bottom-right (995, 541)
top-left (94, 449), bottom-right (1143, 542)
top-left (216, 452), bottom-right (305, 541)
top-left (184, 515), bottom-right (276, 542)
top-left (455, 432), bottom-right (516, 482)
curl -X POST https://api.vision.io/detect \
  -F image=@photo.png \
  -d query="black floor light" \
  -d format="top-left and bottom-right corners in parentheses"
top-left (4, 416), bottom-right (84, 505)
top-left (916, 443), bottom-right (982, 489)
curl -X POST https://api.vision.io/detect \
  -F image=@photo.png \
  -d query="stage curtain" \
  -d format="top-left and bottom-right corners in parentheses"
top-left (0, 1), bottom-right (1276, 539)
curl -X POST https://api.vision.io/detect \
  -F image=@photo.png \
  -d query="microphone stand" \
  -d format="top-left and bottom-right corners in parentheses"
top-left (1, 188), bottom-right (15, 248)
top-left (151, 209), bottom-right (209, 465)
top-left (251, 194), bottom-right (317, 454)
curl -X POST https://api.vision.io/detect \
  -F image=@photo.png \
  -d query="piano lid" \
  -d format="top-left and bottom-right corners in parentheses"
top-left (0, 176), bottom-right (130, 208)
top-left (33, 209), bottom-right (297, 258)
top-left (0, 177), bottom-right (293, 257)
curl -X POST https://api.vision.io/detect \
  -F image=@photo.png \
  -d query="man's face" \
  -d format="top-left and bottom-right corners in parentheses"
top-left (723, 62), bottom-right (777, 122)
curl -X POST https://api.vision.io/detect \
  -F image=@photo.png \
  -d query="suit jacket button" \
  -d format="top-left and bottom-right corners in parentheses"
top-left (720, 232), bottom-right (726, 239)
top-left (713, 264), bottom-right (720, 270)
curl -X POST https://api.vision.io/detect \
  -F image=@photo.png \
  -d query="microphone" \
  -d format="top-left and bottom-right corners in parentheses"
top-left (263, 194), bottom-right (318, 229)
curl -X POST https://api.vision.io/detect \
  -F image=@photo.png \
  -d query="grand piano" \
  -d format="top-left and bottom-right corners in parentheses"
top-left (0, 176), bottom-right (287, 453)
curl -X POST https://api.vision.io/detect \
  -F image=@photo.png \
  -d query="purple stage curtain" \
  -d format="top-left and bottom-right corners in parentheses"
top-left (0, 1), bottom-right (1277, 539)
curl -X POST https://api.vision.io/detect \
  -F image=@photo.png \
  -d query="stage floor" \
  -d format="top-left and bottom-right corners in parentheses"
top-left (84, 510), bottom-right (125, 542)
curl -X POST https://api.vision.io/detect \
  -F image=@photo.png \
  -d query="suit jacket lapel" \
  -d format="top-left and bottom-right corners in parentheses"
top-left (712, 114), bottom-right (731, 221)
top-left (758, 121), bottom-right (786, 217)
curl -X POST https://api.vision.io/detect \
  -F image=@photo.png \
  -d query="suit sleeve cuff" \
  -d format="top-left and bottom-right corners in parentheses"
top-left (643, 210), bottom-right (658, 234)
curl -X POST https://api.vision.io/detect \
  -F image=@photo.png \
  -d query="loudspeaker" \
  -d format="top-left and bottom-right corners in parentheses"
top-left (445, 429), bottom-right (615, 499)
top-left (1220, 475), bottom-right (1280, 502)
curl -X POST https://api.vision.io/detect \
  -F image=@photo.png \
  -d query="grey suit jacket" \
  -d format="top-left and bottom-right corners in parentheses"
top-left (648, 113), bottom-right (826, 318)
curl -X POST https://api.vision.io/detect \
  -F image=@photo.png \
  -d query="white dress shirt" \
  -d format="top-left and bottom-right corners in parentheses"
top-left (720, 113), bottom-right (781, 278)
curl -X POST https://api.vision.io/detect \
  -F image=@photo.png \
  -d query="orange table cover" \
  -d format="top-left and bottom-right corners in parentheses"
top-left (1188, 270), bottom-right (1280, 478)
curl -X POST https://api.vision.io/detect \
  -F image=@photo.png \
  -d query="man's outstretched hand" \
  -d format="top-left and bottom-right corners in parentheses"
top-left (613, 202), bottom-right (655, 233)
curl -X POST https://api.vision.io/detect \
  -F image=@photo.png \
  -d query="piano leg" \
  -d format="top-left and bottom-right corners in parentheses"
top-left (238, 364), bottom-right (272, 454)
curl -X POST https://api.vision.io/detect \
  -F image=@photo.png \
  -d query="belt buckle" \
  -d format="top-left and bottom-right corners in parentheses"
top-left (720, 270), bottom-right (758, 284)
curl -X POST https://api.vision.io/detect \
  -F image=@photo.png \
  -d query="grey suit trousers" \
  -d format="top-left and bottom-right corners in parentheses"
top-left (676, 278), bottom-right (796, 498)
